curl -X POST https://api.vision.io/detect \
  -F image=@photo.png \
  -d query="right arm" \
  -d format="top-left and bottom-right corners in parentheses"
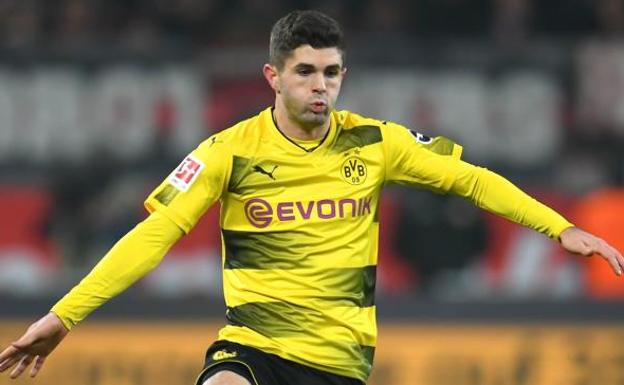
top-left (0, 210), bottom-right (184, 378)
top-left (51, 210), bottom-right (184, 329)
top-left (0, 131), bottom-right (232, 379)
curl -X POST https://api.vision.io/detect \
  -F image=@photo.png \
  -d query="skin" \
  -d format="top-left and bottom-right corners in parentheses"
top-left (262, 44), bottom-right (347, 141)
top-left (202, 370), bottom-right (251, 385)
top-left (1, 45), bottom-right (623, 381)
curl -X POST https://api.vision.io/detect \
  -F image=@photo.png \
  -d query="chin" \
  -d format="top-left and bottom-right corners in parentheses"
top-left (301, 112), bottom-right (329, 126)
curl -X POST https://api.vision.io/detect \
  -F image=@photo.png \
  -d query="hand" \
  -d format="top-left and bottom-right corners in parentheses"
top-left (560, 226), bottom-right (624, 276)
top-left (0, 312), bottom-right (69, 379)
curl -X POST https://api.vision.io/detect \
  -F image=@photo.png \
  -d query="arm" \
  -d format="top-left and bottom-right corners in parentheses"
top-left (380, 121), bottom-right (624, 276)
top-left (450, 162), bottom-right (624, 275)
top-left (0, 210), bottom-right (184, 378)
top-left (383, 123), bottom-right (569, 238)
top-left (0, 132), bottom-right (230, 379)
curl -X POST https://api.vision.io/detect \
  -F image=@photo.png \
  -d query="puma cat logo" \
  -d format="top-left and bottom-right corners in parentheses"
top-left (252, 164), bottom-right (278, 180)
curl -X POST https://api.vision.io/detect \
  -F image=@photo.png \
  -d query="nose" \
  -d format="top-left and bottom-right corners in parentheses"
top-left (311, 73), bottom-right (327, 93)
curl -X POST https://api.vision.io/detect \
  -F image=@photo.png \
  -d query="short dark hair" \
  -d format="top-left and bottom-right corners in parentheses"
top-left (269, 10), bottom-right (345, 70)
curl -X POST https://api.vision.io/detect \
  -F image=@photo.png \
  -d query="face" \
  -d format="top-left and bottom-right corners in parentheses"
top-left (265, 45), bottom-right (346, 130)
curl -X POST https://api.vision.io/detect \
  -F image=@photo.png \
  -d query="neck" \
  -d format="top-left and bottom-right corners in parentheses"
top-left (273, 102), bottom-right (330, 141)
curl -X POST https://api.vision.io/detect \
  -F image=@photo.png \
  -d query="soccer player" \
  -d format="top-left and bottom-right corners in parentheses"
top-left (1, 10), bottom-right (622, 385)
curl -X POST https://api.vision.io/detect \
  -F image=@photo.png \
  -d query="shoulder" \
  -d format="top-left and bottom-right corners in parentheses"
top-left (195, 108), bottom-right (269, 154)
top-left (333, 110), bottom-right (461, 157)
top-left (334, 109), bottom-right (386, 129)
top-left (335, 109), bottom-right (412, 133)
top-left (334, 109), bottom-right (415, 143)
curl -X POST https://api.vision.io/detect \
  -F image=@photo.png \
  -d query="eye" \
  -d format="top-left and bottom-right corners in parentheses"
top-left (325, 69), bottom-right (339, 77)
top-left (297, 68), bottom-right (312, 76)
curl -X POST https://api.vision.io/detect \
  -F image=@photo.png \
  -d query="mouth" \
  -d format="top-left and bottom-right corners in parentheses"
top-left (310, 101), bottom-right (327, 113)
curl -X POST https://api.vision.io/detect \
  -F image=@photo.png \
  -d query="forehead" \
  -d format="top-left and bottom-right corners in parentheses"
top-left (283, 45), bottom-right (343, 68)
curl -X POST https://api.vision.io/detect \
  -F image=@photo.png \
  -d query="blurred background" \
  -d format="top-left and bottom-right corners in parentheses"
top-left (1, 0), bottom-right (624, 384)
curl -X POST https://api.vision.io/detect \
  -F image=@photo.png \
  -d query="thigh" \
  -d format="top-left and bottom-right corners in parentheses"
top-left (202, 369), bottom-right (251, 385)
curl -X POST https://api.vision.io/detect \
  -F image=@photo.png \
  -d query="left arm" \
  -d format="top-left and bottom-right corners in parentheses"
top-left (450, 162), bottom-right (624, 276)
top-left (379, 121), bottom-right (624, 276)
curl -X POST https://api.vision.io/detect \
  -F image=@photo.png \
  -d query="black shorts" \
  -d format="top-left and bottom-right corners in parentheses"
top-left (195, 340), bottom-right (365, 385)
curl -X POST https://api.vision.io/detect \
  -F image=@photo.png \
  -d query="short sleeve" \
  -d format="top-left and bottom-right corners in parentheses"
top-left (144, 135), bottom-right (231, 233)
top-left (382, 122), bottom-right (463, 193)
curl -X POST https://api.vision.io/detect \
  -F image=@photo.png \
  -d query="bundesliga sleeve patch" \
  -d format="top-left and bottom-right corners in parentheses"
top-left (409, 129), bottom-right (433, 144)
top-left (169, 154), bottom-right (205, 192)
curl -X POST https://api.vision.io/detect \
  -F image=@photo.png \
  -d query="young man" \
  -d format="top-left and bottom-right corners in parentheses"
top-left (1, 10), bottom-right (622, 385)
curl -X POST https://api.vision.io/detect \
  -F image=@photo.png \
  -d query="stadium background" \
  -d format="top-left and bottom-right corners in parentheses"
top-left (1, 0), bottom-right (624, 384)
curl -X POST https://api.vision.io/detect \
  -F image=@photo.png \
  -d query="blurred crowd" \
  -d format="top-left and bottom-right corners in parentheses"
top-left (1, 0), bottom-right (624, 50)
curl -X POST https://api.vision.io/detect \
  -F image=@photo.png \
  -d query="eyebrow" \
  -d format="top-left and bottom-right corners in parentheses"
top-left (294, 63), bottom-right (342, 71)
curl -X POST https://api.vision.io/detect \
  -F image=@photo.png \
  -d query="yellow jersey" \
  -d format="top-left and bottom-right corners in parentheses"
top-left (144, 106), bottom-right (565, 381)
top-left (52, 106), bottom-right (573, 382)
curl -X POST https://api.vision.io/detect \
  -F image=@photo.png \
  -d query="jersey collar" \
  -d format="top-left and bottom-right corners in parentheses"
top-left (264, 107), bottom-right (337, 154)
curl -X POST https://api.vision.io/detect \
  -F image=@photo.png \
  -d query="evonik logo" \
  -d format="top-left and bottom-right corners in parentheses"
top-left (244, 197), bottom-right (373, 228)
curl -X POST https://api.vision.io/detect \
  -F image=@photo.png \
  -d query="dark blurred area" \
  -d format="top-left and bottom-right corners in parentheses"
top-left (1, 0), bottom-right (624, 305)
top-left (1, 0), bottom-right (624, 47)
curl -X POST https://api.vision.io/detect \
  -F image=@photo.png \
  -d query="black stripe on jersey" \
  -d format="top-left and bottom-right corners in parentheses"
top-left (228, 155), bottom-right (252, 194)
top-left (332, 125), bottom-right (382, 153)
top-left (227, 301), bottom-right (323, 337)
top-left (223, 229), bottom-right (377, 304)
top-left (223, 229), bottom-right (305, 269)
top-left (154, 184), bottom-right (179, 206)
top-left (223, 229), bottom-right (377, 306)
top-left (226, 297), bottom-right (374, 339)
top-left (360, 345), bottom-right (375, 369)
top-left (361, 265), bottom-right (376, 307)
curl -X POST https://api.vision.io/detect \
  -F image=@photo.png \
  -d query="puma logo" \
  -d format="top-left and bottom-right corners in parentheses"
top-left (252, 164), bottom-right (278, 180)
top-left (208, 136), bottom-right (223, 147)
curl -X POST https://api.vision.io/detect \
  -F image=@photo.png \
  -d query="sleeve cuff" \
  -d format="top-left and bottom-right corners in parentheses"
top-left (553, 223), bottom-right (575, 241)
top-left (49, 308), bottom-right (75, 331)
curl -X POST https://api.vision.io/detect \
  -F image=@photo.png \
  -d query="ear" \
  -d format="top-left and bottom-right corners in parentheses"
top-left (263, 64), bottom-right (280, 94)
